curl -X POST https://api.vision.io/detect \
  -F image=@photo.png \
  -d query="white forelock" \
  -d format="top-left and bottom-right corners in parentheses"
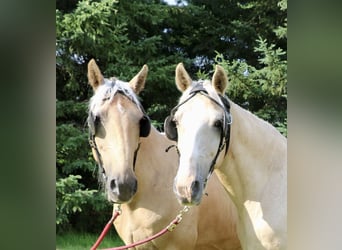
top-left (89, 78), bottom-right (142, 115)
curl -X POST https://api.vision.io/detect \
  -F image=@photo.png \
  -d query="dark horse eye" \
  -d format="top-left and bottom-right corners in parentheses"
top-left (88, 112), bottom-right (101, 136)
top-left (214, 119), bottom-right (223, 128)
top-left (93, 115), bottom-right (103, 134)
top-left (94, 115), bottom-right (101, 126)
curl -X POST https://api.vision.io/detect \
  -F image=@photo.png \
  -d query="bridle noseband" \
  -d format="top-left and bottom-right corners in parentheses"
top-left (164, 82), bottom-right (232, 185)
top-left (88, 79), bottom-right (151, 180)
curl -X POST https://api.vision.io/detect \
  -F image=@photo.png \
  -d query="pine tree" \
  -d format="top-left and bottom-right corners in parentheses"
top-left (56, 0), bottom-right (287, 233)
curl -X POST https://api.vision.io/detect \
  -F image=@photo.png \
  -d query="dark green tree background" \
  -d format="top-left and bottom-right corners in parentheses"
top-left (56, 0), bottom-right (286, 233)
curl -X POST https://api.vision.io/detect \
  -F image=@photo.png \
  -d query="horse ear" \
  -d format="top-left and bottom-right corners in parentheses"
top-left (212, 65), bottom-right (228, 95)
top-left (129, 65), bottom-right (148, 94)
top-left (175, 63), bottom-right (192, 92)
top-left (88, 59), bottom-right (104, 91)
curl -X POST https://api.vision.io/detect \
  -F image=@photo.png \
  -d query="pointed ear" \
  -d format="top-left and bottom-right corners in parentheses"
top-left (212, 65), bottom-right (228, 95)
top-left (175, 63), bottom-right (192, 92)
top-left (87, 59), bottom-right (104, 91)
top-left (129, 64), bottom-right (148, 94)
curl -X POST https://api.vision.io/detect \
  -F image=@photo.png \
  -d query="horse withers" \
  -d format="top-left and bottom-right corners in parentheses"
top-left (87, 59), bottom-right (241, 249)
top-left (165, 63), bottom-right (287, 249)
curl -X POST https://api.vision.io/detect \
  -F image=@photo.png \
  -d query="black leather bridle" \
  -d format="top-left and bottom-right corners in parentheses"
top-left (87, 80), bottom-right (151, 181)
top-left (164, 82), bottom-right (232, 184)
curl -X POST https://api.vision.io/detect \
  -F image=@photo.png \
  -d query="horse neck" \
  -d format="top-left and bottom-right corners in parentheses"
top-left (118, 127), bottom-right (182, 230)
top-left (218, 101), bottom-right (287, 207)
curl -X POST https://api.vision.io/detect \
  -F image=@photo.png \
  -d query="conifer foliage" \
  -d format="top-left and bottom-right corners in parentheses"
top-left (56, 0), bottom-right (287, 232)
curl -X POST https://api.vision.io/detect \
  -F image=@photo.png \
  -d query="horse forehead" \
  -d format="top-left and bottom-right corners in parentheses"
top-left (177, 94), bottom-right (221, 120)
top-left (107, 96), bottom-right (142, 121)
top-left (100, 98), bottom-right (141, 141)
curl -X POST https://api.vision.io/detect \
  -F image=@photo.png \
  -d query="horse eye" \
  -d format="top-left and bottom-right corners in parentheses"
top-left (94, 115), bottom-right (101, 125)
top-left (94, 116), bottom-right (102, 130)
top-left (172, 118), bottom-right (178, 126)
top-left (214, 120), bottom-right (223, 128)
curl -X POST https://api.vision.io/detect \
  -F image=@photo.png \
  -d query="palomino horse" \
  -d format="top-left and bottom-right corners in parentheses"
top-left (87, 59), bottom-right (241, 249)
top-left (164, 63), bottom-right (287, 249)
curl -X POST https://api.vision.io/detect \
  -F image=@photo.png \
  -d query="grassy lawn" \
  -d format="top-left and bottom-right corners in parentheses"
top-left (56, 230), bottom-right (124, 250)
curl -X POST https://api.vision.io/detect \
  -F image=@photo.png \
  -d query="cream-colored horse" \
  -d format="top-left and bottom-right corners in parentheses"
top-left (164, 63), bottom-right (287, 249)
top-left (87, 59), bottom-right (241, 249)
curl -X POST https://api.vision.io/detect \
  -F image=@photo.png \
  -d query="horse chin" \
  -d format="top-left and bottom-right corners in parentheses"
top-left (107, 192), bottom-right (135, 204)
top-left (178, 195), bottom-right (201, 206)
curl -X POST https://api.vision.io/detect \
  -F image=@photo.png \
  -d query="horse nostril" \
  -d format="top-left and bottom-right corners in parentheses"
top-left (110, 179), bottom-right (117, 191)
top-left (132, 179), bottom-right (138, 194)
top-left (191, 180), bottom-right (201, 194)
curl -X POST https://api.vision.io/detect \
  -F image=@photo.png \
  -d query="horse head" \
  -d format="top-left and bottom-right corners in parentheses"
top-left (165, 63), bottom-right (232, 205)
top-left (87, 59), bottom-right (150, 203)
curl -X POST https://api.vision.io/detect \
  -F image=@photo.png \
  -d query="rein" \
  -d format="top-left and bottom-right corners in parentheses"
top-left (91, 205), bottom-right (190, 250)
top-left (91, 204), bottom-right (122, 250)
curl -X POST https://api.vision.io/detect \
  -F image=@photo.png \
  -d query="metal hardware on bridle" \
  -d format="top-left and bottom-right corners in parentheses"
top-left (92, 205), bottom-right (190, 250)
top-left (166, 206), bottom-right (189, 232)
top-left (164, 82), bottom-right (232, 185)
top-left (113, 203), bottom-right (122, 214)
top-left (87, 79), bottom-right (151, 179)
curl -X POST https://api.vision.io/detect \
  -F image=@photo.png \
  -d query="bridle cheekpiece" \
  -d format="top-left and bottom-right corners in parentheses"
top-left (164, 81), bottom-right (232, 185)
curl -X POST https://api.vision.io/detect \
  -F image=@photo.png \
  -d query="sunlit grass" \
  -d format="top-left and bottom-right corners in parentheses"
top-left (56, 230), bottom-right (124, 250)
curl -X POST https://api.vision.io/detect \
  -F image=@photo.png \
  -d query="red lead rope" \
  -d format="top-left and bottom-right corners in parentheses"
top-left (90, 210), bottom-right (121, 250)
top-left (91, 205), bottom-right (189, 250)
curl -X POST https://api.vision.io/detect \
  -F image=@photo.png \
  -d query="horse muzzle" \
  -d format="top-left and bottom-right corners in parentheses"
top-left (107, 177), bottom-right (138, 203)
top-left (173, 178), bottom-right (204, 206)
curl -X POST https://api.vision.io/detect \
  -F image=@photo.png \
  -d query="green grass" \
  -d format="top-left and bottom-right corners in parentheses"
top-left (56, 230), bottom-right (124, 250)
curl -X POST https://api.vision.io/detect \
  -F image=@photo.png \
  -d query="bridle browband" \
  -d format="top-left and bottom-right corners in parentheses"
top-left (165, 82), bottom-right (232, 185)
top-left (87, 79), bottom-right (151, 181)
